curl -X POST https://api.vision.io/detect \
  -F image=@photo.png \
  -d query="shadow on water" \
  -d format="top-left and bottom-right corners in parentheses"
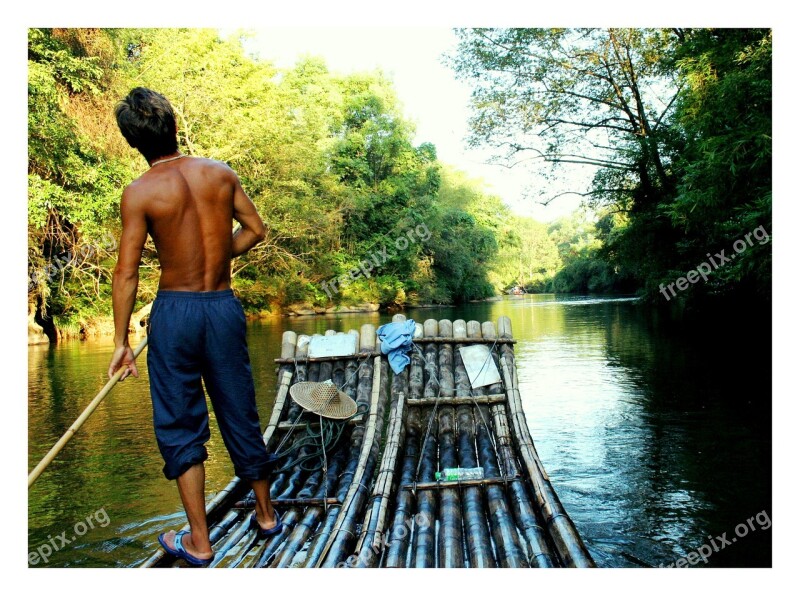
top-left (27, 295), bottom-right (771, 567)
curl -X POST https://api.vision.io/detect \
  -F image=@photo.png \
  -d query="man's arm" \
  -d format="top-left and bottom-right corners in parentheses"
top-left (230, 170), bottom-right (266, 258)
top-left (108, 187), bottom-right (147, 380)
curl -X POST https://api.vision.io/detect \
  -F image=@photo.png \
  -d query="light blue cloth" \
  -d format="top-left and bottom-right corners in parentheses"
top-left (376, 319), bottom-right (417, 374)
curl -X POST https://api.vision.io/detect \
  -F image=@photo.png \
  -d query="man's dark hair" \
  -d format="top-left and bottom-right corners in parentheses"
top-left (115, 87), bottom-right (178, 162)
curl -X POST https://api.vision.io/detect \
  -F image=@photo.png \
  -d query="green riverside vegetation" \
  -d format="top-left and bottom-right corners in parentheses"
top-left (28, 28), bottom-right (771, 340)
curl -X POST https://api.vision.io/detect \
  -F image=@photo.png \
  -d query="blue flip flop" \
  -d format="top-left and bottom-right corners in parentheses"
top-left (250, 511), bottom-right (283, 539)
top-left (158, 530), bottom-right (214, 567)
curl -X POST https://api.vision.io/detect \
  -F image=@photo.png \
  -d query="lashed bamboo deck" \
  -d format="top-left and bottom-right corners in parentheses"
top-left (140, 315), bottom-right (594, 568)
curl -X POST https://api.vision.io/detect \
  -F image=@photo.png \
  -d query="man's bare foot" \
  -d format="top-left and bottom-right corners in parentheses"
top-left (160, 530), bottom-right (213, 560)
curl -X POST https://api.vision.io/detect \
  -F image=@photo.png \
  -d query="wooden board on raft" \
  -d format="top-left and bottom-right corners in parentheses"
top-left (139, 316), bottom-right (594, 568)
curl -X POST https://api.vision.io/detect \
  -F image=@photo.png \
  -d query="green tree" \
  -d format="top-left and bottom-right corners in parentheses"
top-left (450, 28), bottom-right (771, 308)
top-left (420, 168), bottom-right (503, 302)
top-left (28, 29), bottom-right (135, 333)
top-left (667, 29), bottom-right (772, 301)
top-left (449, 28), bottom-right (679, 206)
top-left (490, 215), bottom-right (560, 292)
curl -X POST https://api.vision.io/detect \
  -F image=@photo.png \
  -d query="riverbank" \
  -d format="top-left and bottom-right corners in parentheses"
top-left (29, 292), bottom-right (648, 345)
top-left (27, 299), bottom-right (457, 345)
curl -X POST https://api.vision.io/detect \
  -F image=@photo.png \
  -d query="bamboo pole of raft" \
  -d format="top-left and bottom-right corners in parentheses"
top-left (274, 351), bottom-right (381, 364)
top-left (269, 450), bottom-right (348, 567)
top-left (317, 330), bottom-right (336, 384)
top-left (28, 336), bottom-right (149, 488)
top-left (456, 320), bottom-right (496, 567)
top-left (478, 321), bottom-right (557, 568)
top-left (285, 331), bottom-right (308, 422)
top-left (277, 330), bottom-right (297, 389)
top-left (293, 335), bottom-right (310, 383)
top-left (461, 320), bottom-right (526, 566)
top-left (243, 326), bottom-right (347, 568)
top-left (300, 324), bottom-right (377, 567)
top-left (354, 391), bottom-right (406, 567)
top-left (293, 332), bottom-right (311, 421)
top-left (235, 497), bottom-right (340, 507)
top-left (306, 336), bottom-right (321, 386)
top-left (412, 337), bottom-right (517, 344)
top-left (270, 374), bottom-right (308, 497)
top-left (407, 395), bottom-right (506, 406)
top-left (332, 336), bottom-right (349, 392)
top-left (382, 409), bottom-right (419, 567)
top-left (262, 370), bottom-right (295, 447)
top-left (347, 317), bottom-right (409, 567)
top-left (496, 316), bottom-right (595, 568)
top-left (435, 319), bottom-right (465, 568)
top-left (343, 329), bottom-right (360, 397)
top-left (383, 320), bottom-right (424, 567)
top-left (318, 352), bottom-right (389, 566)
top-left (475, 401), bottom-right (527, 567)
top-left (410, 319), bottom-right (440, 568)
top-left (489, 400), bottom-right (557, 567)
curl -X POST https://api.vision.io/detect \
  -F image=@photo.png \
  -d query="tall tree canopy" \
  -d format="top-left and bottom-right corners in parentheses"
top-left (28, 28), bottom-right (770, 340)
top-left (27, 28), bottom-right (512, 338)
top-left (450, 28), bottom-right (771, 308)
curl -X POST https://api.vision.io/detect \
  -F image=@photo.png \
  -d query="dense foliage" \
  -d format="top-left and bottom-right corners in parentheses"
top-left (450, 28), bottom-right (772, 309)
top-left (28, 28), bottom-right (770, 339)
top-left (27, 29), bottom-right (512, 336)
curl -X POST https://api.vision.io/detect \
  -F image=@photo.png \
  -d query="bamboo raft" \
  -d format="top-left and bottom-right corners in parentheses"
top-left (140, 315), bottom-right (594, 568)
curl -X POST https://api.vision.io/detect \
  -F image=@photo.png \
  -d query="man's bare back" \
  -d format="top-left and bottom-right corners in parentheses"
top-left (109, 152), bottom-right (265, 381)
top-left (120, 156), bottom-right (266, 292)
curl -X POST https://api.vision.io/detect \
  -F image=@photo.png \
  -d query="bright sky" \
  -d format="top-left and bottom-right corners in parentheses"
top-left (242, 27), bottom-right (587, 222)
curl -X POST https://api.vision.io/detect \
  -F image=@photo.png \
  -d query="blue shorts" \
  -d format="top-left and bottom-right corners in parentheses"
top-left (146, 289), bottom-right (273, 481)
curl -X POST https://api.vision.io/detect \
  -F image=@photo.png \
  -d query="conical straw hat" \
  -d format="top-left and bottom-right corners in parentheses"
top-left (289, 380), bottom-right (358, 420)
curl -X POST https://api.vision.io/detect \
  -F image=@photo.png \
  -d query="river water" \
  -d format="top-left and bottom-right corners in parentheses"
top-left (27, 295), bottom-right (771, 568)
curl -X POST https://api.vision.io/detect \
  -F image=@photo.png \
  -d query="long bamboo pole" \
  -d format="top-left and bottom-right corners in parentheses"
top-left (412, 319), bottom-right (440, 568)
top-left (458, 320), bottom-right (496, 568)
top-left (28, 336), bottom-right (149, 488)
top-left (352, 314), bottom-right (410, 567)
top-left (436, 319), bottom-right (464, 568)
top-left (354, 388), bottom-right (406, 567)
top-left (319, 354), bottom-right (387, 566)
top-left (407, 395), bottom-right (506, 407)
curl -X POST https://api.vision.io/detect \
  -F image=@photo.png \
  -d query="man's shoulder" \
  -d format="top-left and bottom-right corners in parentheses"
top-left (191, 156), bottom-right (234, 172)
top-left (185, 157), bottom-right (239, 185)
top-left (121, 177), bottom-right (148, 202)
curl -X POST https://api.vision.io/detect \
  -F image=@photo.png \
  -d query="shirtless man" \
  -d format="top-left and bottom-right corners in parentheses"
top-left (108, 87), bottom-right (280, 566)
